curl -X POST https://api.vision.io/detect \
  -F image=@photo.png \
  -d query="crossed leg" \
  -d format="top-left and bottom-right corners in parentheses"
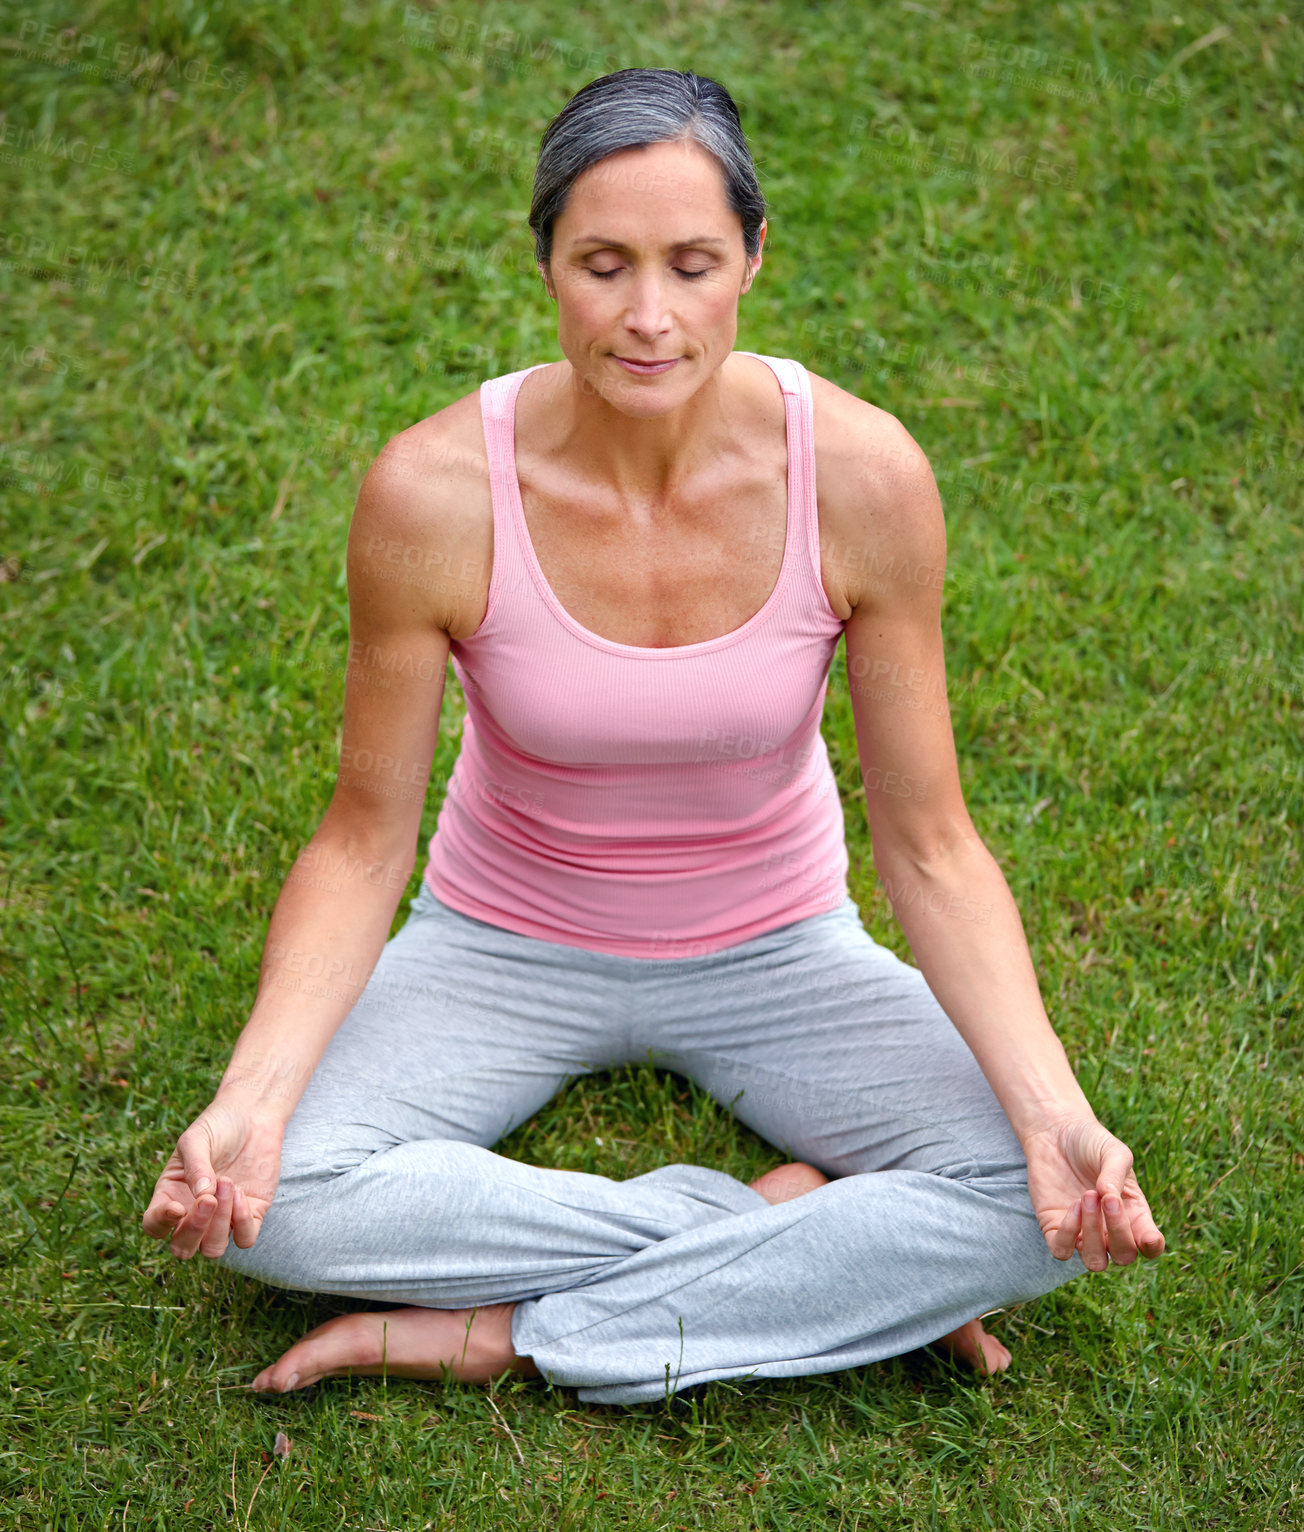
top-left (245, 1159), bottom-right (836, 1395)
top-left (244, 1157), bottom-right (1008, 1395)
top-left (221, 890), bottom-right (1079, 1402)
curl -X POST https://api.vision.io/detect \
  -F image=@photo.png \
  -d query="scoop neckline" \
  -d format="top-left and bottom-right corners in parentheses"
top-left (502, 351), bottom-right (799, 658)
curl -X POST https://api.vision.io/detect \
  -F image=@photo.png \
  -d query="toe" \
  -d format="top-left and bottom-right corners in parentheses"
top-left (249, 1309), bottom-right (396, 1395)
top-left (979, 1334), bottom-right (1013, 1374)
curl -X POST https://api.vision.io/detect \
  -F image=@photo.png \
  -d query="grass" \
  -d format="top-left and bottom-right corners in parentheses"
top-left (1, 0), bottom-right (1301, 1526)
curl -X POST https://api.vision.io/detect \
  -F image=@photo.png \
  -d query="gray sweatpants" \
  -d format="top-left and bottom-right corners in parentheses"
top-left (216, 881), bottom-right (1086, 1404)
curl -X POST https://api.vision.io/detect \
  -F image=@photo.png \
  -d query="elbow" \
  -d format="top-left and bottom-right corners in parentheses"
top-left (312, 800), bottom-right (421, 881)
top-left (871, 819), bottom-right (986, 881)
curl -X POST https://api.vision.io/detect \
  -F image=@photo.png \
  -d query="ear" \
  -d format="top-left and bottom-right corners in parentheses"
top-left (741, 218), bottom-right (767, 295)
top-left (538, 261), bottom-right (557, 302)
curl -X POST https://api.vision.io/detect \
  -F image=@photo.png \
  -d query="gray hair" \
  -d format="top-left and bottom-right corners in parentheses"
top-left (528, 69), bottom-right (767, 269)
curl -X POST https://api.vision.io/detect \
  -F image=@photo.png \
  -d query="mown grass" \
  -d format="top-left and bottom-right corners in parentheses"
top-left (1, 0), bottom-right (1301, 1527)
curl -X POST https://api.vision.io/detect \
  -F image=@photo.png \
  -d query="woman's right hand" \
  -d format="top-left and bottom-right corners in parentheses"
top-left (141, 1097), bottom-right (286, 1261)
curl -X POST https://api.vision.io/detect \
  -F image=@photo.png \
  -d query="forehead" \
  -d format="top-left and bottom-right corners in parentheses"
top-left (558, 139), bottom-right (734, 235)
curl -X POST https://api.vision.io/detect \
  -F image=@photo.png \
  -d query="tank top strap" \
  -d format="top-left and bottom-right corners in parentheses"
top-left (475, 364), bottom-right (549, 631)
top-left (738, 352), bottom-right (824, 605)
top-left (478, 364), bottom-right (543, 486)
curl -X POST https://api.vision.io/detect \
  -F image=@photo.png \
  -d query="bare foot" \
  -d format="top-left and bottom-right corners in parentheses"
top-left (747, 1163), bottom-right (1013, 1376)
top-left (929, 1317), bottom-right (1013, 1375)
top-left (249, 1303), bottom-right (539, 1395)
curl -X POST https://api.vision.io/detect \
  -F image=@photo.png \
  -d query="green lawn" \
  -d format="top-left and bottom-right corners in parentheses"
top-left (2, 0), bottom-right (1301, 1527)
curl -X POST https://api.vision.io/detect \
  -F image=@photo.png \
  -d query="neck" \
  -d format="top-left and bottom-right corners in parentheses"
top-left (544, 351), bottom-right (746, 505)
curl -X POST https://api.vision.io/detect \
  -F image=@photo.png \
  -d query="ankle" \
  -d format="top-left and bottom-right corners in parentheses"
top-left (467, 1302), bottom-right (536, 1379)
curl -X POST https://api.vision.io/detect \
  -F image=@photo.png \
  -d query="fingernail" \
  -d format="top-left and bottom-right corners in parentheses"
top-left (1083, 1192), bottom-right (1098, 1212)
top-left (194, 1179), bottom-right (211, 1195)
top-left (283, 1373), bottom-right (300, 1392)
top-left (1104, 1196), bottom-right (1121, 1215)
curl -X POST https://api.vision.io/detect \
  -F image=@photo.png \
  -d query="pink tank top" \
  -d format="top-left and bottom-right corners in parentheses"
top-left (422, 351), bottom-right (850, 958)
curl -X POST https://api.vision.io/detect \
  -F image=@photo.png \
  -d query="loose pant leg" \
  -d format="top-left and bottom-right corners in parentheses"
top-left (509, 896), bottom-right (1088, 1403)
top-left (215, 883), bottom-right (767, 1307)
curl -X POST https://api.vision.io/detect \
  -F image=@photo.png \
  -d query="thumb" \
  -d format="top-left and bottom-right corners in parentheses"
top-left (177, 1136), bottom-right (218, 1199)
top-left (1096, 1139), bottom-right (1134, 1207)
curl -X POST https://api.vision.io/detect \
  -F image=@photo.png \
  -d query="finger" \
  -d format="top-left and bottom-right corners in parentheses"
top-left (142, 1189), bottom-right (190, 1239)
top-left (1132, 1206), bottom-right (1166, 1259)
top-left (169, 1191), bottom-right (219, 1260)
top-left (1112, 1177), bottom-right (1166, 1260)
top-left (1079, 1191), bottom-right (1109, 1272)
top-left (177, 1139), bottom-right (217, 1203)
top-left (1099, 1189), bottom-right (1140, 1266)
top-left (199, 1178), bottom-right (237, 1259)
top-left (230, 1184), bottom-right (260, 1249)
top-left (1049, 1199), bottom-right (1082, 1260)
top-left (1098, 1141), bottom-right (1135, 1203)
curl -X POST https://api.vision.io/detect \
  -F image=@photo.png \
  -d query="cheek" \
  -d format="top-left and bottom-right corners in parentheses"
top-left (698, 286), bottom-right (742, 322)
top-left (557, 288), bottom-right (613, 331)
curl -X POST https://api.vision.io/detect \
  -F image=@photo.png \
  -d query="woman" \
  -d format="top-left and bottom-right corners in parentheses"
top-left (141, 69), bottom-right (1164, 1406)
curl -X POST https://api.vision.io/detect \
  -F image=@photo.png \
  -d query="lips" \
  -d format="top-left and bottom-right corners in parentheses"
top-left (612, 355), bottom-right (680, 375)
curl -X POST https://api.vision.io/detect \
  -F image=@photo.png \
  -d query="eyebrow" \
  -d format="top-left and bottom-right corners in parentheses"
top-left (570, 235), bottom-right (730, 252)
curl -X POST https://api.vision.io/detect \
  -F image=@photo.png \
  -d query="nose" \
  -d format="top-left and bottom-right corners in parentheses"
top-left (622, 270), bottom-right (673, 343)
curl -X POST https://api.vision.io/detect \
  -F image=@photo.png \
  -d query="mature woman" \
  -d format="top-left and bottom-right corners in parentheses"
top-left (141, 69), bottom-right (1164, 1406)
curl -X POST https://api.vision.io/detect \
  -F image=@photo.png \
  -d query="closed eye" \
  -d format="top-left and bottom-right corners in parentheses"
top-left (588, 268), bottom-right (711, 281)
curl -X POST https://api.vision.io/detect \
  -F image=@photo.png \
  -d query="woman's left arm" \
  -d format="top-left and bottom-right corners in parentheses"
top-left (821, 391), bottom-right (1165, 1270)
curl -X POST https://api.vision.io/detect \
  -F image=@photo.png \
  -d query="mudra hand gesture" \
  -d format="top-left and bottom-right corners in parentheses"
top-left (141, 1097), bottom-right (284, 1261)
top-left (1023, 1115), bottom-right (1166, 1271)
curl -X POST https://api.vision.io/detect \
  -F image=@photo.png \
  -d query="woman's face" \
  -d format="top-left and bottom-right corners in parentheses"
top-left (541, 137), bottom-right (766, 416)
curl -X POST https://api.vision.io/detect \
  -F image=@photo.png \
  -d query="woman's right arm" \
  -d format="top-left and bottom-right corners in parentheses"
top-left (142, 410), bottom-right (490, 1258)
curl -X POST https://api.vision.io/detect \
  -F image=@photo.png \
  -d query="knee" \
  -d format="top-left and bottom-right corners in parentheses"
top-left (213, 1188), bottom-right (320, 1289)
top-left (212, 1137), bottom-right (389, 1290)
top-left (961, 1164), bottom-right (1089, 1301)
top-left (989, 1191), bottom-right (1088, 1302)
top-left (1008, 1234), bottom-right (1087, 1303)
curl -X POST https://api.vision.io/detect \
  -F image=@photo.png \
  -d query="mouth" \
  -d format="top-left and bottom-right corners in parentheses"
top-left (612, 355), bottom-right (680, 375)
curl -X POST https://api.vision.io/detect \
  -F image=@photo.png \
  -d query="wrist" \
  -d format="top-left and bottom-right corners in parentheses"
top-left (215, 1060), bottom-right (314, 1124)
top-left (1015, 1098), bottom-right (1100, 1145)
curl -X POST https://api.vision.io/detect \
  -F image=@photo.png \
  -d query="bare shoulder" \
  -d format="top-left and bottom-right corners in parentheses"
top-left (348, 386), bottom-right (494, 638)
top-left (805, 368), bottom-right (945, 613)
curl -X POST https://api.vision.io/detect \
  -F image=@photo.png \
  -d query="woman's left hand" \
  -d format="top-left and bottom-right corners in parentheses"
top-left (1022, 1115), bottom-right (1166, 1271)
